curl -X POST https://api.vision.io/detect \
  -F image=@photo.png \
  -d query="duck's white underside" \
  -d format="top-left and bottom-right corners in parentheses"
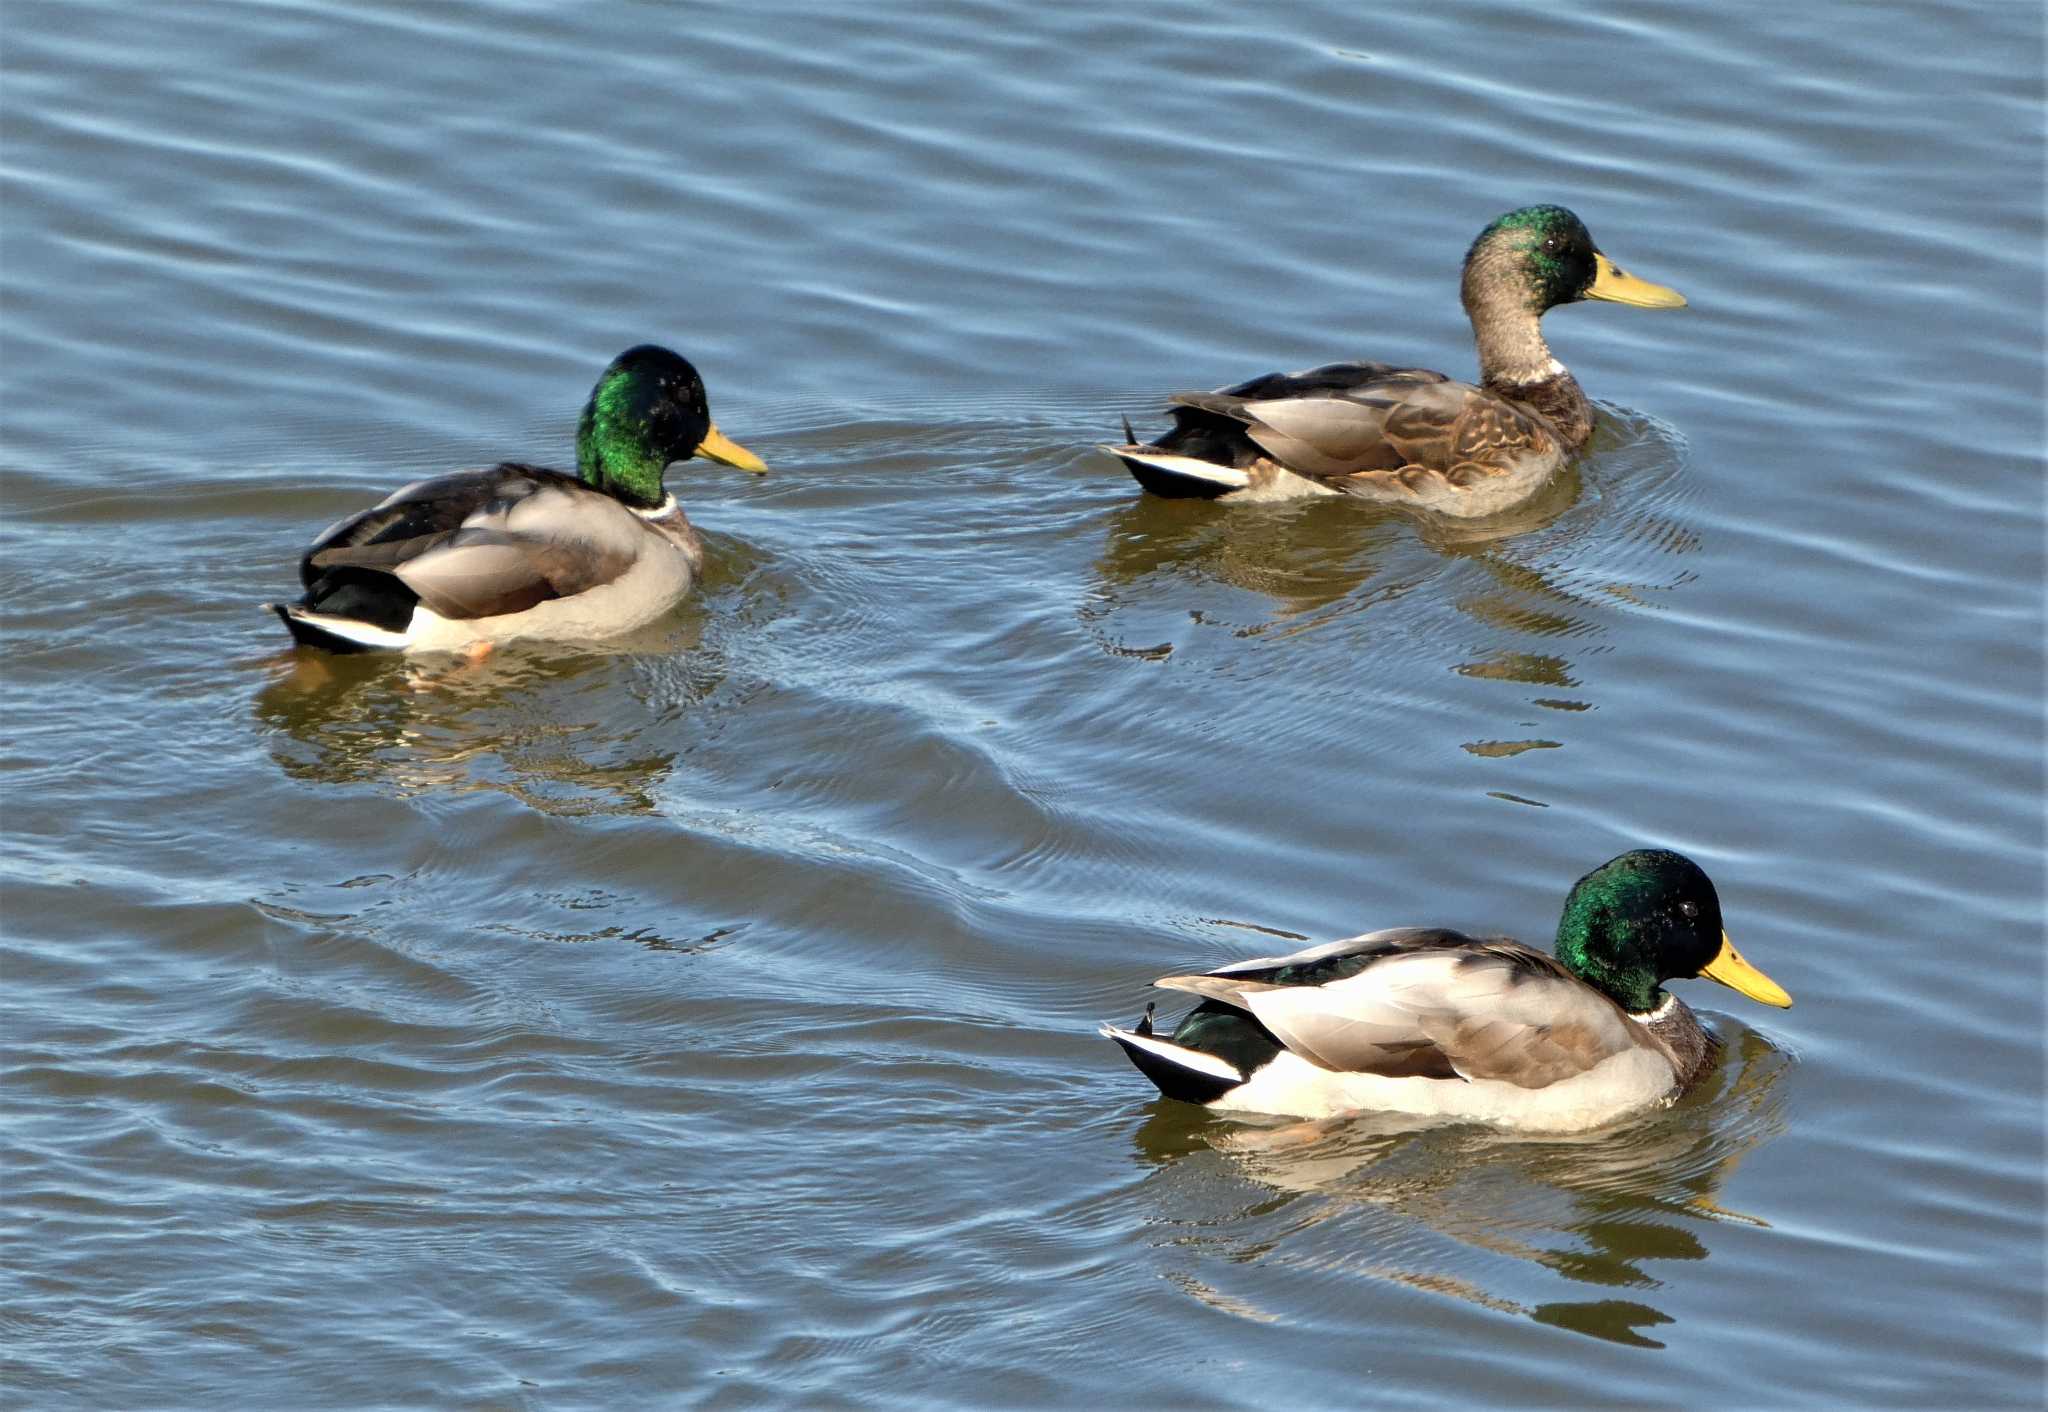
top-left (1100, 1023), bottom-right (1679, 1132)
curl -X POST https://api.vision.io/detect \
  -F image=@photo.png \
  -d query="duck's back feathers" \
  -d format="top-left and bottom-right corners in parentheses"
top-left (276, 462), bottom-right (701, 650)
top-left (1108, 363), bottom-right (1565, 514)
top-left (1156, 927), bottom-right (1648, 1092)
top-left (299, 464), bottom-right (548, 588)
top-left (303, 464), bottom-right (639, 616)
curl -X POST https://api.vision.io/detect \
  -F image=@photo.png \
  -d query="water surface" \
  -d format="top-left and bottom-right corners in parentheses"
top-left (4, 2), bottom-right (2042, 1406)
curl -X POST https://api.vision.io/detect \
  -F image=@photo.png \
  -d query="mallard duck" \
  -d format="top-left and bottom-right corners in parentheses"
top-left (268, 344), bottom-right (766, 653)
top-left (1105, 205), bottom-right (1686, 516)
top-left (1101, 850), bottom-right (1791, 1131)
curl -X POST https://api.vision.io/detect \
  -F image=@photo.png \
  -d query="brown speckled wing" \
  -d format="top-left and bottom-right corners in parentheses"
top-left (1174, 370), bottom-right (1558, 495)
top-left (1444, 394), bottom-right (1557, 476)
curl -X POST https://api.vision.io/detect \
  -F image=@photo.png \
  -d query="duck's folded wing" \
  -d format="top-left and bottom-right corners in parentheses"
top-left (1271, 380), bottom-right (1547, 481)
top-left (1229, 394), bottom-right (1411, 477)
top-left (1173, 375), bottom-right (1555, 490)
top-left (1162, 936), bottom-right (1644, 1090)
top-left (299, 468), bottom-right (518, 589)
top-left (307, 468), bottom-right (642, 621)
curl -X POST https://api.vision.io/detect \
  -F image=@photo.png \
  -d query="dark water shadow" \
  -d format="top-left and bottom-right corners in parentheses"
top-left (1127, 1022), bottom-right (1792, 1349)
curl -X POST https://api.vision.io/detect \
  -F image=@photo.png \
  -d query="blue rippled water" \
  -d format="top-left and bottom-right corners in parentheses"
top-left (3, 2), bottom-right (2042, 1406)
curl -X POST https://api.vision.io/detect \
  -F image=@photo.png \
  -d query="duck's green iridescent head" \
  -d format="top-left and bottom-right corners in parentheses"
top-left (1463, 205), bottom-right (1688, 316)
top-left (1553, 849), bottom-right (1791, 1015)
top-left (575, 344), bottom-right (766, 508)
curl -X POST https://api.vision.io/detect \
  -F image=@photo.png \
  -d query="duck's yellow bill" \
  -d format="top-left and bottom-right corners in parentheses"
top-left (1701, 931), bottom-right (1792, 1007)
top-left (695, 423), bottom-right (768, 473)
top-left (1586, 251), bottom-right (1688, 309)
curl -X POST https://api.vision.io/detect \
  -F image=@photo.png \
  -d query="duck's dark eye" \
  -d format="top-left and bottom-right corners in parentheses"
top-left (1542, 237), bottom-right (1559, 252)
top-left (1680, 901), bottom-right (1699, 919)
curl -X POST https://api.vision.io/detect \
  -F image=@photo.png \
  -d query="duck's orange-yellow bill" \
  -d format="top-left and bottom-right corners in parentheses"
top-left (1587, 251), bottom-right (1688, 308)
top-left (1701, 931), bottom-right (1792, 1007)
top-left (696, 423), bottom-right (767, 472)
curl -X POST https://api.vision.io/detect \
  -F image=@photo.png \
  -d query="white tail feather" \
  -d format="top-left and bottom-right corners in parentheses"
top-left (1102, 447), bottom-right (1252, 489)
top-left (281, 607), bottom-right (413, 649)
top-left (1098, 1023), bottom-right (1242, 1082)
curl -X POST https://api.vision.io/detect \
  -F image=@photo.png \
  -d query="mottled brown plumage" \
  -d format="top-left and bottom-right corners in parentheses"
top-left (1106, 205), bottom-right (1686, 517)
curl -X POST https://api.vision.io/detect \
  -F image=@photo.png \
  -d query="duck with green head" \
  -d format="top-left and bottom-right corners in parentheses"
top-left (1102, 850), bottom-right (1792, 1131)
top-left (1105, 204), bottom-right (1687, 515)
top-left (269, 344), bottom-right (766, 653)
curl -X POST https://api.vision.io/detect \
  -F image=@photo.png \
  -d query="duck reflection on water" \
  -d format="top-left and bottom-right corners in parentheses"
top-left (250, 620), bottom-right (719, 816)
top-left (1082, 408), bottom-right (1697, 783)
top-left (1126, 1022), bottom-right (1791, 1349)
